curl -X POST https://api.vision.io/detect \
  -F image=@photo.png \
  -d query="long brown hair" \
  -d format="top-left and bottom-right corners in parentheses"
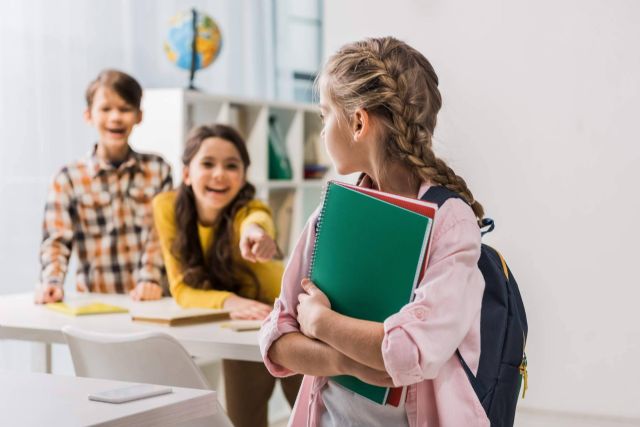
top-left (172, 124), bottom-right (260, 296)
top-left (320, 37), bottom-right (484, 221)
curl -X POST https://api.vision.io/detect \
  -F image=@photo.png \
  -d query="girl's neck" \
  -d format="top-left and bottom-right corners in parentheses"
top-left (195, 203), bottom-right (220, 228)
top-left (368, 162), bottom-right (420, 199)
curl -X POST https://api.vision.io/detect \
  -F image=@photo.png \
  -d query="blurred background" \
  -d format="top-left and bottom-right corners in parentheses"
top-left (1, 0), bottom-right (639, 425)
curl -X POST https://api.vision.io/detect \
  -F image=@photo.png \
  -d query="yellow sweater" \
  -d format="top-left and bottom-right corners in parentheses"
top-left (152, 191), bottom-right (284, 309)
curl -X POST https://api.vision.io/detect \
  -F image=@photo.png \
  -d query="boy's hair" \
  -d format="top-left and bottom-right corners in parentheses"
top-left (320, 36), bottom-right (484, 221)
top-left (85, 69), bottom-right (143, 110)
top-left (172, 124), bottom-right (261, 296)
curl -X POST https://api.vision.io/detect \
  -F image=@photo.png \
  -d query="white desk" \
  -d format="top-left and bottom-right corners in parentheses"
top-left (0, 370), bottom-right (227, 427)
top-left (0, 293), bottom-right (262, 372)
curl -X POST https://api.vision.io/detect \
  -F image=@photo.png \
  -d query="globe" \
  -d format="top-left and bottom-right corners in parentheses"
top-left (164, 9), bottom-right (222, 87)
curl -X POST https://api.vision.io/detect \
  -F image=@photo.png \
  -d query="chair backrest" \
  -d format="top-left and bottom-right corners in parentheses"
top-left (62, 325), bottom-right (210, 390)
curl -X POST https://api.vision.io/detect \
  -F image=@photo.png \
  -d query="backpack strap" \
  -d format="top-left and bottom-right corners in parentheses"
top-left (456, 349), bottom-right (487, 399)
top-left (421, 185), bottom-right (462, 207)
top-left (422, 186), bottom-right (489, 401)
top-left (421, 186), bottom-right (495, 236)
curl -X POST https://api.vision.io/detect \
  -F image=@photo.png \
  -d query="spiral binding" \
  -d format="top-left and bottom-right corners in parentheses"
top-left (308, 180), bottom-right (334, 278)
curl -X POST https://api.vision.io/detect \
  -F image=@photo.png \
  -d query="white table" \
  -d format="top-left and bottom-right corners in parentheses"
top-left (0, 370), bottom-right (227, 427)
top-left (0, 293), bottom-right (262, 372)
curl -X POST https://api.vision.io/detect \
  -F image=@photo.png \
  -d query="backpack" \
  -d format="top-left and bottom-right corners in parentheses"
top-left (421, 186), bottom-right (528, 427)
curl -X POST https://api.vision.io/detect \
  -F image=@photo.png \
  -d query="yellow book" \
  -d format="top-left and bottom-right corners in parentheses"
top-left (46, 301), bottom-right (128, 316)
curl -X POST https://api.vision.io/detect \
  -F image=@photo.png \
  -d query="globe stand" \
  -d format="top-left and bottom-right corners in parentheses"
top-left (188, 8), bottom-right (198, 91)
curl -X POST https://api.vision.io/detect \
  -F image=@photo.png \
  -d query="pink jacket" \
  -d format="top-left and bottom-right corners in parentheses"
top-left (259, 183), bottom-right (490, 427)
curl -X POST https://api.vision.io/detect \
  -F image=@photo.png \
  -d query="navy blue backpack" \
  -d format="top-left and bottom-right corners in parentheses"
top-left (422, 186), bottom-right (528, 427)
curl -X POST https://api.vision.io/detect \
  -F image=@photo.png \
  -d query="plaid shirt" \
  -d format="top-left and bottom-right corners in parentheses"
top-left (40, 145), bottom-right (173, 293)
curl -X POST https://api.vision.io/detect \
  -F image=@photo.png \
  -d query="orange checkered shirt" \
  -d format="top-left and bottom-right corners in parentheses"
top-left (39, 146), bottom-right (173, 293)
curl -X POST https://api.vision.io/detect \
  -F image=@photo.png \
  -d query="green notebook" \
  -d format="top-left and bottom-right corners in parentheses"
top-left (310, 181), bottom-right (437, 405)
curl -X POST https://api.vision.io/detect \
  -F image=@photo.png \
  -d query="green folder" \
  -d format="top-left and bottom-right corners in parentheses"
top-left (310, 181), bottom-right (436, 404)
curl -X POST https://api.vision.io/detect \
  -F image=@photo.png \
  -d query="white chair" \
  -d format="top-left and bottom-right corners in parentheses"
top-left (62, 326), bottom-right (233, 427)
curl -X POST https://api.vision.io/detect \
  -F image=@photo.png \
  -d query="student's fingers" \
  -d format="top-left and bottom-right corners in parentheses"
top-left (230, 311), bottom-right (248, 320)
top-left (300, 279), bottom-right (331, 310)
top-left (52, 286), bottom-right (63, 302)
top-left (300, 278), bottom-right (318, 294)
top-left (230, 298), bottom-right (271, 315)
top-left (35, 285), bottom-right (62, 304)
top-left (253, 305), bottom-right (272, 320)
top-left (142, 283), bottom-right (162, 300)
top-left (133, 282), bottom-right (163, 301)
top-left (150, 283), bottom-right (163, 299)
top-left (239, 237), bottom-right (256, 262)
top-left (350, 361), bottom-right (395, 387)
top-left (130, 284), bottom-right (146, 301)
top-left (230, 308), bottom-right (259, 320)
top-left (237, 302), bottom-right (271, 320)
top-left (129, 287), bottom-right (142, 301)
top-left (253, 239), bottom-right (276, 262)
top-left (297, 292), bottom-right (311, 305)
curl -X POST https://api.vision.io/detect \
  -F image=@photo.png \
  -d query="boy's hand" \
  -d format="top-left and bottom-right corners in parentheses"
top-left (34, 284), bottom-right (64, 304)
top-left (239, 223), bottom-right (278, 263)
top-left (129, 282), bottom-right (163, 301)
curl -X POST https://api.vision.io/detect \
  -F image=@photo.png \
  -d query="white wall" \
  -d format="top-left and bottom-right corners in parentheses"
top-left (324, 0), bottom-right (640, 420)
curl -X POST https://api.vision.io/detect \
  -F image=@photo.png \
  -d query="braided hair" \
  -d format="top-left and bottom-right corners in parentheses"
top-left (320, 37), bottom-right (484, 221)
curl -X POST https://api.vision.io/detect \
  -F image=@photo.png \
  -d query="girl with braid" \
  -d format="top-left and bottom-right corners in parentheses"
top-left (260, 37), bottom-right (488, 426)
top-left (153, 124), bottom-right (301, 427)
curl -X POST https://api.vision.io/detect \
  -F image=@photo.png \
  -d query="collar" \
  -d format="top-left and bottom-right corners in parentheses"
top-left (87, 144), bottom-right (141, 178)
top-left (358, 173), bottom-right (433, 199)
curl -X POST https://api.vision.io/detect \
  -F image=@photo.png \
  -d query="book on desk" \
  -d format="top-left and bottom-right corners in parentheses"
top-left (46, 301), bottom-right (128, 316)
top-left (130, 307), bottom-right (230, 326)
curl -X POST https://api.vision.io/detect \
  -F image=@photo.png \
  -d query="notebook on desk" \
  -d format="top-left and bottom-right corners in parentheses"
top-left (309, 180), bottom-right (437, 405)
top-left (46, 301), bottom-right (128, 316)
top-left (130, 307), bottom-right (230, 326)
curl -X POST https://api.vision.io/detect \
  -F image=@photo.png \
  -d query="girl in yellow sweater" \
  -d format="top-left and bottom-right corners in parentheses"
top-left (153, 123), bottom-right (301, 427)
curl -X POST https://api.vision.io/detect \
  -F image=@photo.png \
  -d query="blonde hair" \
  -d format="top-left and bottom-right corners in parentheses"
top-left (320, 36), bottom-right (484, 221)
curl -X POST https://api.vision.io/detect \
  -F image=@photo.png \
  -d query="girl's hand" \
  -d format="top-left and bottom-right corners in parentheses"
top-left (239, 223), bottom-right (278, 263)
top-left (129, 282), bottom-right (163, 301)
top-left (340, 354), bottom-right (395, 387)
top-left (223, 294), bottom-right (273, 320)
top-left (34, 284), bottom-right (64, 304)
top-left (297, 278), bottom-right (331, 339)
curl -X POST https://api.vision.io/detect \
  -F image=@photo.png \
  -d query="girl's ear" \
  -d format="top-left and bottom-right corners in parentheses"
top-left (182, 165), bottom-right (191, 186)
top-left (83, 109), bottom-right (92, 124)
top-left (351, 108), bottom-right (370, 142)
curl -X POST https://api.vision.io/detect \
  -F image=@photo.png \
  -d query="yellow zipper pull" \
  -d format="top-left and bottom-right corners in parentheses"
top-left (519, 353), bottom-right (528, 398)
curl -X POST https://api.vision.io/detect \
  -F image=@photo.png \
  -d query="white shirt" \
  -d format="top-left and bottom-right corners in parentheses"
top-left (319, 379), bottom-right (409, 427)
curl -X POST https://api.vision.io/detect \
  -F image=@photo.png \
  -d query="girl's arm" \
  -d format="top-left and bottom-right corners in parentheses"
top-left (268, 331), bottom-right (394, 387)
top-left (296, 280), bottom-right (387, 371)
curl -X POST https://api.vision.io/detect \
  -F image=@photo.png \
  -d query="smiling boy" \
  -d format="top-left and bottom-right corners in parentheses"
top-left (35, 70), bottom-right (172, 303)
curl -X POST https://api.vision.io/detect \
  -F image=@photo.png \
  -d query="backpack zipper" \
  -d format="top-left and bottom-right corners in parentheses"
top-left (519, 333), bottom-right (528, 398)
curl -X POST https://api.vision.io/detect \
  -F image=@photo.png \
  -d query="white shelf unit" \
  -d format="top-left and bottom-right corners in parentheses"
top-left (130, 88), bottom-right (328, 256)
